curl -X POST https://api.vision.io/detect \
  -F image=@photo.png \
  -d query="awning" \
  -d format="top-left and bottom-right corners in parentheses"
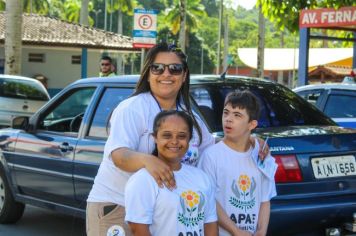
top-left (237, 48), bottom-right (354, 71)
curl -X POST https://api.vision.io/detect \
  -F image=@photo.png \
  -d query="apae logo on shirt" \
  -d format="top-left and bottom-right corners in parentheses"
top-left (177, 190), bottom-right (205, 234)
top-left (229, 174), bottom-right (256, 211)
top-left (229, 174), bottom-right (257, 231)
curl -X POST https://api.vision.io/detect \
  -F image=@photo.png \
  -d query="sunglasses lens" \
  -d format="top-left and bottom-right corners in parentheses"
top-left (168, 64), bottom-right (183, 75)
top-left (150, 64), bottom-right (165, 75)
top-left (150, 63), bottom-right (184, 75)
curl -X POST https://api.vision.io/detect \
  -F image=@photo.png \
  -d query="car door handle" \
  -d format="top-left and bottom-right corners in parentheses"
top-left (58, 142), bottom-right (74, 152)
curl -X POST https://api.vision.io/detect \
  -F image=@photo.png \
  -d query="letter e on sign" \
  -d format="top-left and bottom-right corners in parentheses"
top-left (138, 15), bottom-right (152, 30)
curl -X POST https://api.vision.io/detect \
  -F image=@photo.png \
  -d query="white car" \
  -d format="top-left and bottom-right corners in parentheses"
top-left (0, 75), bottom-right (50, 128)
top-left (293, 83), bottom-right (356, 128)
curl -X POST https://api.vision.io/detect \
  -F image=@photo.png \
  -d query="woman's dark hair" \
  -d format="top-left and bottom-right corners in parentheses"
top-left (151, 110), bottom-right (194, 156)
top-left (132, 42), bottom-right (202, 144)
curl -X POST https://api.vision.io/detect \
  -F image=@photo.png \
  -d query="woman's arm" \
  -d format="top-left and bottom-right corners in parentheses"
top-left (254, 201), bottom-right (270, 236)
top-left (111, 148), bottom-right (176, 189)
top-left (128, 223), bottom-right (151, 236)
top-left (204, 222), bottom-right (218, 236)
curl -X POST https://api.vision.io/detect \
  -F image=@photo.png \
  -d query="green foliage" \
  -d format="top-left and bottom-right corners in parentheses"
top-left (164, 0), bottom-right (207, 35)
top-left (257, 0), bottom-right (356, 33)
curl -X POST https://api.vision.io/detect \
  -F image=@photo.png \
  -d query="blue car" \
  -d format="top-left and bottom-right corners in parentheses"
top-left (0, 75), bottom-right (355, 235)
top-left (293, 83), bottom-right (356, 129)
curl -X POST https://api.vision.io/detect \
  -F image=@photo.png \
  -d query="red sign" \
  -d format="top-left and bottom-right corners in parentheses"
top-left (133, 43), bottom-right (155, 48)
top-left (299, 6), bottom-right (356, 28)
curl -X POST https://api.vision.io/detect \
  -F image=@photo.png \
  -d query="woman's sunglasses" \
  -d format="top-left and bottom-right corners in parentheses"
top-left (150, 63), bottom-right (184, 75)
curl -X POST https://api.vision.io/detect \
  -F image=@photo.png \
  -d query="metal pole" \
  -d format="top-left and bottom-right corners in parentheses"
top-left (353, 32), bottom-right (356, 69)
top-left (104, 0), bottom-right (107, 31)
top-left (110, 0), bottom-right (113, 31)
top-left (217, 0), bottom-right (223, 74)
top-left (201, 45), bottom-right (204, 74)
top-left (257, 6), bottom-right (265, 79)
top-left (298, 28), bottom-right (310, 86)
top-left (140, 48), bottom-right (145, 73)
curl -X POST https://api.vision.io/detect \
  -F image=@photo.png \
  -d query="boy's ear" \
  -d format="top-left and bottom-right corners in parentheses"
top-left (249, 120), bottom-right (258, 130)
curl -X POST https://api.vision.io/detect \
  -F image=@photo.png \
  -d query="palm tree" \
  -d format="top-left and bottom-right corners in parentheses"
top-left (5, 0), bottom-right (23, 74)
top-left (165, 0), bottom-right (207, 50)
top-left (63, 0), bottom-right (93, 25)
top-left (80, 0), bottom-right (89, 25)
top-left (108, 0), bottom-right (136, 34)
top-left (23, 0), bottom-right (49, 14)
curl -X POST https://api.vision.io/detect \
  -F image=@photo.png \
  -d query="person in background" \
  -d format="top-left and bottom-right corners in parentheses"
top-left (99, 56), bottom-right (116, 77)
top-left (199, 91), bottom-right (277, 236)
top-left (125, 110), bottom-right (218, 236)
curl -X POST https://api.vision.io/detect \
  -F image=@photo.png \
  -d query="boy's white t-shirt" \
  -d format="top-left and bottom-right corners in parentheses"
top-left (199, 140), bottom-right (277, 235)
top-left (125, 164), bottom-right (217, 236)
top-left (87, 92), bottom-right (215, 205)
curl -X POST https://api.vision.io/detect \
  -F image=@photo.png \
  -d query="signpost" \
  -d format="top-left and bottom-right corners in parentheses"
top-left (133, 9), bottom-right (158, 70)
top-left (133, 9), bottom-right (157, 48)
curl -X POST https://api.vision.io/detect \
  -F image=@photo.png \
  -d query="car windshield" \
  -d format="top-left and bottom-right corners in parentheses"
top-left (324, 94), bottom-right (356, 118)
top-left (0, 77), bottom-right (49, 101)
top-left (190, 81), bottom-right (336, 132)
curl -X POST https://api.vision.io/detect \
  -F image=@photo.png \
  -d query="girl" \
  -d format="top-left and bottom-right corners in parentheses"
top-left (125, 110), bottom-right (218, 236)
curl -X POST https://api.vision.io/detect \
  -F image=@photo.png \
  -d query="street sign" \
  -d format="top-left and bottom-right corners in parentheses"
top-left (133, 9), bottom-right (158, 48)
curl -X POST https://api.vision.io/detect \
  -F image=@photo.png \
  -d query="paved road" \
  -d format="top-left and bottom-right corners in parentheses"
top-left (0, 205), bottom-right (85, 236)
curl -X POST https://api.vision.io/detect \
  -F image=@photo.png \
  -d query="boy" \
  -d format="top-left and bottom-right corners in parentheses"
top-left (199, 90), bottom-right (277, 236)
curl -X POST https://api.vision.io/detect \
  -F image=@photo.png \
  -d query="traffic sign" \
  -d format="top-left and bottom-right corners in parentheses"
top-left (133, 9), bottom-right (158, 48)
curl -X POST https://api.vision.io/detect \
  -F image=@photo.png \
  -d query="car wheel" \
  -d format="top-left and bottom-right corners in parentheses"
top-left (0, 168), bottom-right (25, 224)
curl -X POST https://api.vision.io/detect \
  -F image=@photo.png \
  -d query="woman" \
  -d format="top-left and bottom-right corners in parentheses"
top-left (125, 110), bottom-right (218, 236)
top-left (86, 42), bottom-right (267, 236)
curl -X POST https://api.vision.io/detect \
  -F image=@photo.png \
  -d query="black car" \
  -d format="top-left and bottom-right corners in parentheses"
top-left (0, 75), bottom-right (355, 235)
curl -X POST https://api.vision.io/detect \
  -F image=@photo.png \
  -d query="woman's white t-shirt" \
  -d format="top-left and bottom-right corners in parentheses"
top-left (87, 92), bottom-right (215, 205)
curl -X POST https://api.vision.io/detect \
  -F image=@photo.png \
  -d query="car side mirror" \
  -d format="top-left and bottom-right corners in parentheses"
top-left (11, 116), bottom-right (29, 130)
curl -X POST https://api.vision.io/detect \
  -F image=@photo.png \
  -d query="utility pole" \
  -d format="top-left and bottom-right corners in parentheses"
top-left (257, 6), bottom-right (265, 79)
top-left (216, 0), bottom-right (223, 74)
top-left (222, 15), bottom-right (229, 73)
top-left (104, 0), bottom-right (107, 31)
top-left (93, 9), bottom-right (102, 28)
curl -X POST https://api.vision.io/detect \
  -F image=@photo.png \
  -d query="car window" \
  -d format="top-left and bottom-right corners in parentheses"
top-left (0, 77), bottom-right (49, 101)
top-left (191, 83), bottom-right (335, 133)
top-left (296, 89), bottom-right (323, 106)
top-left (39, 87), bottom-right (96, 133)
top-left (88, 87), bottom-right (133, 138)
top-left (324, 94), bottom-right (356, 118)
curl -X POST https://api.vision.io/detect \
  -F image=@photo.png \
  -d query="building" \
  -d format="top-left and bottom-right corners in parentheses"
top-left (0, 13), bottom-right (138, 96)
top-left (236, 48), bottom-right (353, 88)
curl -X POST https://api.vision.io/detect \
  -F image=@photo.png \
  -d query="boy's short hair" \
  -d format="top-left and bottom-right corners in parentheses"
top-left (101, 55), bottom-right (112, 63)
top-left (224, 90), bottom-right (260, 121)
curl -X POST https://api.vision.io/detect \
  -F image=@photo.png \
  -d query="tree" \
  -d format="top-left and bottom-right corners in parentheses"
top-left (165, 0), bottom-right (207, 49)
top-left (23, 0), bottom-right (49, 14)
top-left (109, 0), bottom-right (136, 34)
top-left (257, 0), bottom-right (355, 33)
top-left (80, 0), bottom-right (89, 25)
top-left (5, 0), bottom-right (23, 74)
top-left (63, 0), bottom-right (94, 25)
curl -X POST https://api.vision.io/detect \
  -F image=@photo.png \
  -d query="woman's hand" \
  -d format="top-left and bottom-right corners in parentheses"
top-left (257, 137), bottom-right (270, 161)
top-left (143, 155), bottom-right (176, 190)
top-left (250, 137), bottom-right (270, 161)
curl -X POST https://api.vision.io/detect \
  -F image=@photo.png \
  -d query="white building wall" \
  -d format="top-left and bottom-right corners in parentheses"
top-left (0, 46), bottom-right (138, 96)
top-left (21, 46), bottom-right (102, 89)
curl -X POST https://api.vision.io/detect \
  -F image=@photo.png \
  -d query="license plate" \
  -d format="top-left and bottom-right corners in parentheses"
top-left (311, 155), bottom-right (356, 179)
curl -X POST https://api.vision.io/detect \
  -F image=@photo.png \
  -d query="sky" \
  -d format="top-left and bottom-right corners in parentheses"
top-left (230, 0), bottom-right (256, 10)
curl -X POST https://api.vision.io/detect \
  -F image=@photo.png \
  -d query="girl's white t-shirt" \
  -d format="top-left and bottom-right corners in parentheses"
top-left (125, 164), bottom-right (217, 236)
top-left (87, 92), bottom-right (215, 205)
